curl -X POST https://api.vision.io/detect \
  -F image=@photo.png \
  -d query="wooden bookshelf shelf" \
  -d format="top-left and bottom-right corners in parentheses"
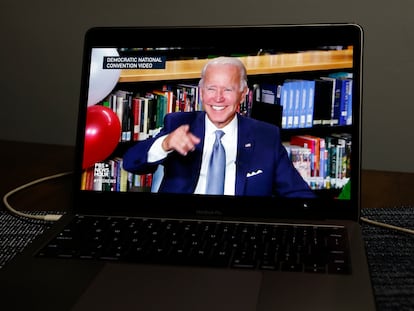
top-left (118, 49), bottom-right (353, 83)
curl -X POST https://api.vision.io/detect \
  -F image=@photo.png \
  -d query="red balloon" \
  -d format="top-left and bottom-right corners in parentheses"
top-left (83, 105), bottom-right (121, 169)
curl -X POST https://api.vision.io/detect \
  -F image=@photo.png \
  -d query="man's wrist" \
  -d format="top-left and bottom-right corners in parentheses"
top-left (148, 135), bottom-right (171, 162)
top-left (161, 136), bottom-right (170, 152)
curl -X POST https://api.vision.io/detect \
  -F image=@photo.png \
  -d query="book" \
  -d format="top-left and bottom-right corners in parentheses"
top-left (322, 76), bottom-right (347, 126)
top-left (331, 133), bottom-right (352, 179)
top-left (336, 78), bottom-right (349, 126)
top-left (136, 97), bottom-right (149, 140)
top-left (282, 79), bottom-right (309, 129)
top-left (298, 80), bottom-right (308, 128)
top-left (292, 80), bottom-right (302, 128)
top-left (109, 94), bottom-right (117, 113)
top-left (325, 134), bottom-right (352, 188)
top-left (152, 90), bottom-right (168, 129)
top-left (113, 90), bottom-right (133, 142)
top-left (131, 97), bottom-right (141, 141)
top-left (284, 81), bottom-right (296, 129)
top-left (321, 77), bottom-right (341, 126)
top-left (164, 88), bottom-right (175, 114)
top-left (340, 78), bottom-right (353, 126)
top-left (250, 84), bottom-right (283, 128)
top-left (116, 96), bottom-right (124, 138)
top-left (319, 137), bottom-right (328, 181)
top-left (84, 167), bottom-right (94, 191)
top-left (320, 74), bottom-right (354, 127)
top-left (259, 83), bottom-right (281, 105)
top-left (145, 95), bottom-right (157, 133)
top-left (312, 78), bottom-right (334, 126)
top-left (304, 80), bottom-right (315, 128)
top-left (280, 82), bottom-right (289, 128)
top-left (123, 94), bottom-right (133, 142)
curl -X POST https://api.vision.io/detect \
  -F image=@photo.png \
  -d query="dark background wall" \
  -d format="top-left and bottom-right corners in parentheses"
top-left (1, 0), bottom-right (413, 172)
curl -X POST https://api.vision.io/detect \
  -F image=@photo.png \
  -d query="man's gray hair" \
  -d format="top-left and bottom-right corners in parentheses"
top-left (199, 56), bottom-right (248, 91)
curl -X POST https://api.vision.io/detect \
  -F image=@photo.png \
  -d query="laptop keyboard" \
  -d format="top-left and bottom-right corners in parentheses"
top-left (37, 215), bottom-right (351, 274)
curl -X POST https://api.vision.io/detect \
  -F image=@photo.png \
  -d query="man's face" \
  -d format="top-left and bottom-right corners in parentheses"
top-left (200, 64), bottom-right (247, 128)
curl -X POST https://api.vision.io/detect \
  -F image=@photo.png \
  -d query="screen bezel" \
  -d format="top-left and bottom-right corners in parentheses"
top-left (73, 24), bottom-right (363, 222)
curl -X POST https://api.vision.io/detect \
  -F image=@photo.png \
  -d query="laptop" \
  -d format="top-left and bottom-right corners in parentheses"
top-left (0, 24), bottom-right (376, 311)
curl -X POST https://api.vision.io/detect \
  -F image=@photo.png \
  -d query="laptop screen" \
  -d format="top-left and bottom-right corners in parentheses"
top-left (74, 24), bottom-right (363, 220)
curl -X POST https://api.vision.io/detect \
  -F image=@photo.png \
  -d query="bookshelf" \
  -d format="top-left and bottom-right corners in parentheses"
top-left (118, 49), bottom-right (353, 82)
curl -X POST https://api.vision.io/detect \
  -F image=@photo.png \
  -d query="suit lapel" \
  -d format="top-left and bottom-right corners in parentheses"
top-left (235, 115), bottom-right (255, 195)
top-left (191, 112), bottom-right (206, 153)
top-left (187, 112), bottom-right (206, 188)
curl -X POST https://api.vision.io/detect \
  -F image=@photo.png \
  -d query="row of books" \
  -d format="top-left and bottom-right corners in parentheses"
top-left (284, 133), bottom-right (351, 190)
top-left (101, 83), bottom-right (200, 141)
top-left (81, 157), bottom-right (153, 192)
top-left (252, 73), bottom-right (353, 129)
top-left (82, 132), bottom-right (351, 193)
top-left (97, 72), bottom-right (352, 143)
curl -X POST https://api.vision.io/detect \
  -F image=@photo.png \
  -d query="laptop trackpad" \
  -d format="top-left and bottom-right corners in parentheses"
top-left (72, 263), bottom-right (262, 311)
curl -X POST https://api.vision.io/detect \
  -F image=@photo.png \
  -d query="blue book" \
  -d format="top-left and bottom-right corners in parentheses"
top-left (292, 81), bottom-right (302, 129)
top-left (304, 80), bottom-right (315, 128)
top-left (280, 82), bottom-right (291, 129)
top-left (285, 81), bottom-right (295, 129)
top-left (346, 79), bottom-right (353, 125)
top-left (298, 80), bottom-right (308, 128)
top-left (339, 78), bottom-right (352, 126)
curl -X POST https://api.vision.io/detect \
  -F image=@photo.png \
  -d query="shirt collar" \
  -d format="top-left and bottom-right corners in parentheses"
top-left (205, 114), bottom-right (238, 136)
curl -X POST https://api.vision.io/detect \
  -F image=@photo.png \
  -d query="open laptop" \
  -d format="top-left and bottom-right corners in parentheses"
top-left (0, 24), bottom-right (376, 310)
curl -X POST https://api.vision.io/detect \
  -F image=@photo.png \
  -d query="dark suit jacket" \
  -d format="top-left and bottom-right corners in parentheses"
top-left (123, 111), bottom-right (315, 198)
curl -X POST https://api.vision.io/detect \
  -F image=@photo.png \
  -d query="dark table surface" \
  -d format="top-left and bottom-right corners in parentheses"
top-left (1, 140), bottom-right (75, 212)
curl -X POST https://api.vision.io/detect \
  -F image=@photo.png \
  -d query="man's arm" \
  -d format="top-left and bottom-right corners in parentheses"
top-left (122, 137), bottom-right (160, 175)
top-left (123, 114), bottom-right (200, 175)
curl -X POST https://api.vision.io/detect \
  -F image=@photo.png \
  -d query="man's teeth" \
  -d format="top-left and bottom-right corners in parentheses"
top-left (212, 105), bottom-right (225, 111)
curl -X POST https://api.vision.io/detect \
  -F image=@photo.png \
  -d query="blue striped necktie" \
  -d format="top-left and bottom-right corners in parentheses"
top-left (206, 130), bottom-right (226, 195)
